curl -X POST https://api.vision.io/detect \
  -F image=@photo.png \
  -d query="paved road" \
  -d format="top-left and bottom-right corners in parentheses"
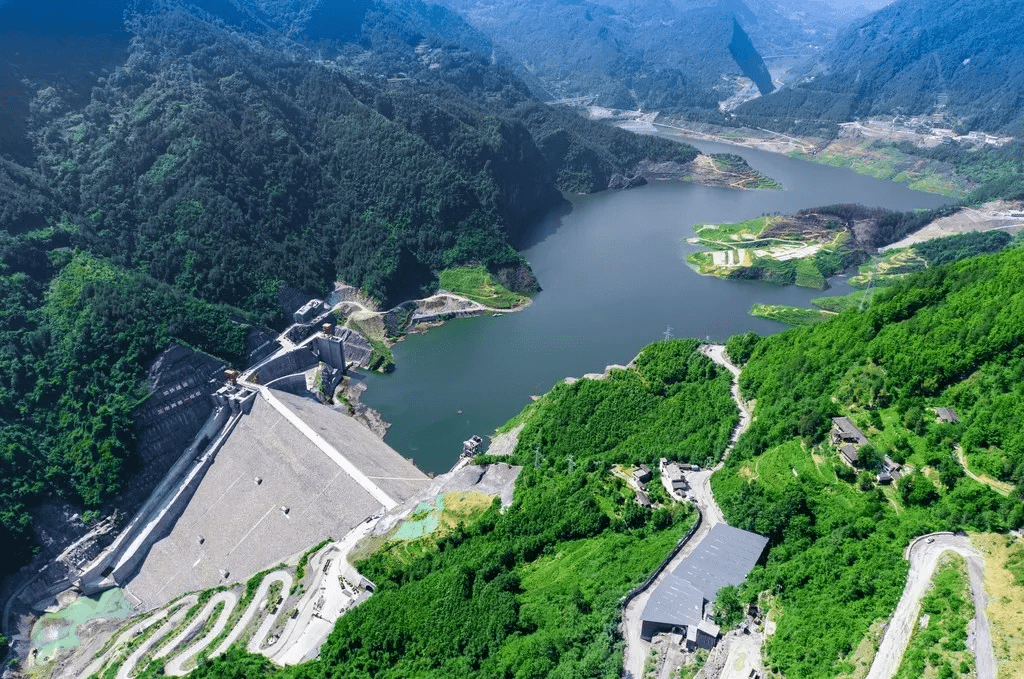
top-left (162, 591), bottom-right (237, 676)
top-left (116, 601), bottom-right (194, 679)
top-left (245, 572), bottom-right (295, 655)
top-left (209, 570), bottom-right (291, 658)
top-left (77, 599), bottom-right (193, 679)
top-left (621, 345), bottom-right (749, 678)
top-left (865, 534), bottom-right (996, 679)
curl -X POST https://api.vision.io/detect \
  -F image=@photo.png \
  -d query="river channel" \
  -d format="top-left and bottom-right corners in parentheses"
top-left (360, 137), bottom-right (950, 474)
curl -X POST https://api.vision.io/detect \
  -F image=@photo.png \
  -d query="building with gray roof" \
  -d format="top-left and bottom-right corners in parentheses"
top-left (640, 524), bottom-right (768, 646)
top-left (831, 417), bottom-right (869, 446)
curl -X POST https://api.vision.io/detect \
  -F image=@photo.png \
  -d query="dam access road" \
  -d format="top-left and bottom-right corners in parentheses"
top-left (621, 344), bottom-right (751, 679)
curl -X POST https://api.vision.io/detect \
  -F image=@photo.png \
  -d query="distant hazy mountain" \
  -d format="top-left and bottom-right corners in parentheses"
top-left (736, 0), bottom-right (1024, 134)
top-left (430, 0), bottom-right (784, 113)
top-left (428, 0), bottom-right (901, 114)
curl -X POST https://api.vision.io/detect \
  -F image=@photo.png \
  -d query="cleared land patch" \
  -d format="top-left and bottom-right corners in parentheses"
top-left (437, 265), bottom-right (528, 309)
top-left (974, 533), bottom-right (1024, 679)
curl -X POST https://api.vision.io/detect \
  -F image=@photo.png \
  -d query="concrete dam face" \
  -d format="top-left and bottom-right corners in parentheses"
top-left (121, 389), bottom-right (431, 609)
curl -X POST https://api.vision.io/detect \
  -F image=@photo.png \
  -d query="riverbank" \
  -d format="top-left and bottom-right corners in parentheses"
top-left (648, 118), bottom-right (1013, 200)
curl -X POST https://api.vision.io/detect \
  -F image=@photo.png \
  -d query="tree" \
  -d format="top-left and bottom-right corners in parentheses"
top-left (712, 584), bottom-right (744, 629)
top-left (899, 472), bottom-right (939, 507)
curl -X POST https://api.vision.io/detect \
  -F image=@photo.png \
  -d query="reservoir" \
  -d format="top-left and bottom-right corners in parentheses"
top-left (361, 137), bottom-right (950, 474)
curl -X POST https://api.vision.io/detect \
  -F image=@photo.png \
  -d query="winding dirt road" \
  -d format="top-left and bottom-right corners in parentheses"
top-left (956, 445), bottom-right (1013, 497)
top-left (621, 345), bottom-right (750, 678)
top-left (865, 534), bottom-right (996, 679)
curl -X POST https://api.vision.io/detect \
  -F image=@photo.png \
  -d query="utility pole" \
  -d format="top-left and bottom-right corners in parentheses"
top-left (568, 454), bottom-right (575, 475)
top-left (663, 325), bottom-right (673, 342)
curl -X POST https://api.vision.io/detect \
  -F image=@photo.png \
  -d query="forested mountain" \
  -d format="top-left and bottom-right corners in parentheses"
top-left (736, 0), bottom-right (1024, 134)
top-left (0, 0), bottom-right (707, 577)
top-left (430, 0), bottom-right (783, 113)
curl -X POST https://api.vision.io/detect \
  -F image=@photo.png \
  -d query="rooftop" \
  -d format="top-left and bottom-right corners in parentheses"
top-left (831, 416), bottom-right (869, 445)
top-left (642, 524), bottom-right (768, 631)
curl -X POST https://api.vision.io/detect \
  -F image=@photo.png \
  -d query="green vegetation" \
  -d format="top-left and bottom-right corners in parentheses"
top-left (750, 304), bottom-right (833, 327)
top-left (189, 339), bottom-right (730, 678)
top-left (365, 336), bottom-right (395, 374)
top-left (894, 555), bottom-right (973, 679)
top-left (0, 252), bottom-right (251, 571)
top-left (915, 229), bottom-right (1013, 266)
top-left (812, 289), bottom-right (878, 313)
top-left (711, 247), bottom-right (1024, 678)
top-left (724, 331), bottom-right (762, 367)
top-left (437, 265), bottom-right (528, 309)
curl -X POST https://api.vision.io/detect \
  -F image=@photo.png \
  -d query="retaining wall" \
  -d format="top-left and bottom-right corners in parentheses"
top-left (78, 406), bottom-right (237, 594)
top-left (250, 347), bottom-right (319, 385)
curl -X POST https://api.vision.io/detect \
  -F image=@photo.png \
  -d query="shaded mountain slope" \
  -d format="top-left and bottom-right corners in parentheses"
top-left (736, 0), bottom-right (1024, 134)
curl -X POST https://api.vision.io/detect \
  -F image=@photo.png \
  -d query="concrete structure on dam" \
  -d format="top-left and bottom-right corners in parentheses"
top-left (120, 388), bottom-right (430, 609)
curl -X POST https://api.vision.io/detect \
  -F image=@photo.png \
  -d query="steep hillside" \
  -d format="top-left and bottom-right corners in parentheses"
top-left (737, 0), bottom-right (1024, 134)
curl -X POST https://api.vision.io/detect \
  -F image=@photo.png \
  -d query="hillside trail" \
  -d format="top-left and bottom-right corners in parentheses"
top-left (621, 344), bottom-right (751, 678)
top-left (865, 534), bottom-right (995, 679)
top-left (956, 445), bottom-right (1013, 497)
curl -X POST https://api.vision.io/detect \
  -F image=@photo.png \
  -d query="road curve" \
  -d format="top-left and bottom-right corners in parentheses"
top-left (78, 601), bottom-right (189, 679)
top-left (246, 572), bottom-right (295, 654)
top-left (163, 591), bottom-right (239, 676)
top-left (116, 599), bottom-right (195, 679)
top-left (865, 534), bottom-right (996, 679)
top-left (621, 345), bottom-right (750, 678)
top-left (209, 570), bottom-right (292, 659)
top-left (956, 445), bottom-right (1012, 497)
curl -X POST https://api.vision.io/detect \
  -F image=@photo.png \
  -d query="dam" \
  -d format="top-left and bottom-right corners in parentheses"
top-left (63, 316), bottom-right (431, 612)
top-left (121, 388), bottom-right (430, 608)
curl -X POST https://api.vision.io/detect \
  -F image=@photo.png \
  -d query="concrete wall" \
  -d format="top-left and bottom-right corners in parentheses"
top-left (78, 405), bottom-right (237, 594)
top-left (313, 336), bottom-right (346, 371)
top-left (251, 347), bottom-right (319, 385)
top-left (264, 373), bottom-right (307, 395)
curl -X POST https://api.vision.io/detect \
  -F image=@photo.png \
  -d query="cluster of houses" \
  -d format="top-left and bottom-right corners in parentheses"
top-left (629, 459), bottom-right (704, 504)
top-left (830, 416), bottom-right (902, 483)
top-left (831, 407), bottom-right (959, 484)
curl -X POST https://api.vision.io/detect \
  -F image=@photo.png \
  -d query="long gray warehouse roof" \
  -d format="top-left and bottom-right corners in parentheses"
top-left (642, 523), bottom-right (768, 630)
